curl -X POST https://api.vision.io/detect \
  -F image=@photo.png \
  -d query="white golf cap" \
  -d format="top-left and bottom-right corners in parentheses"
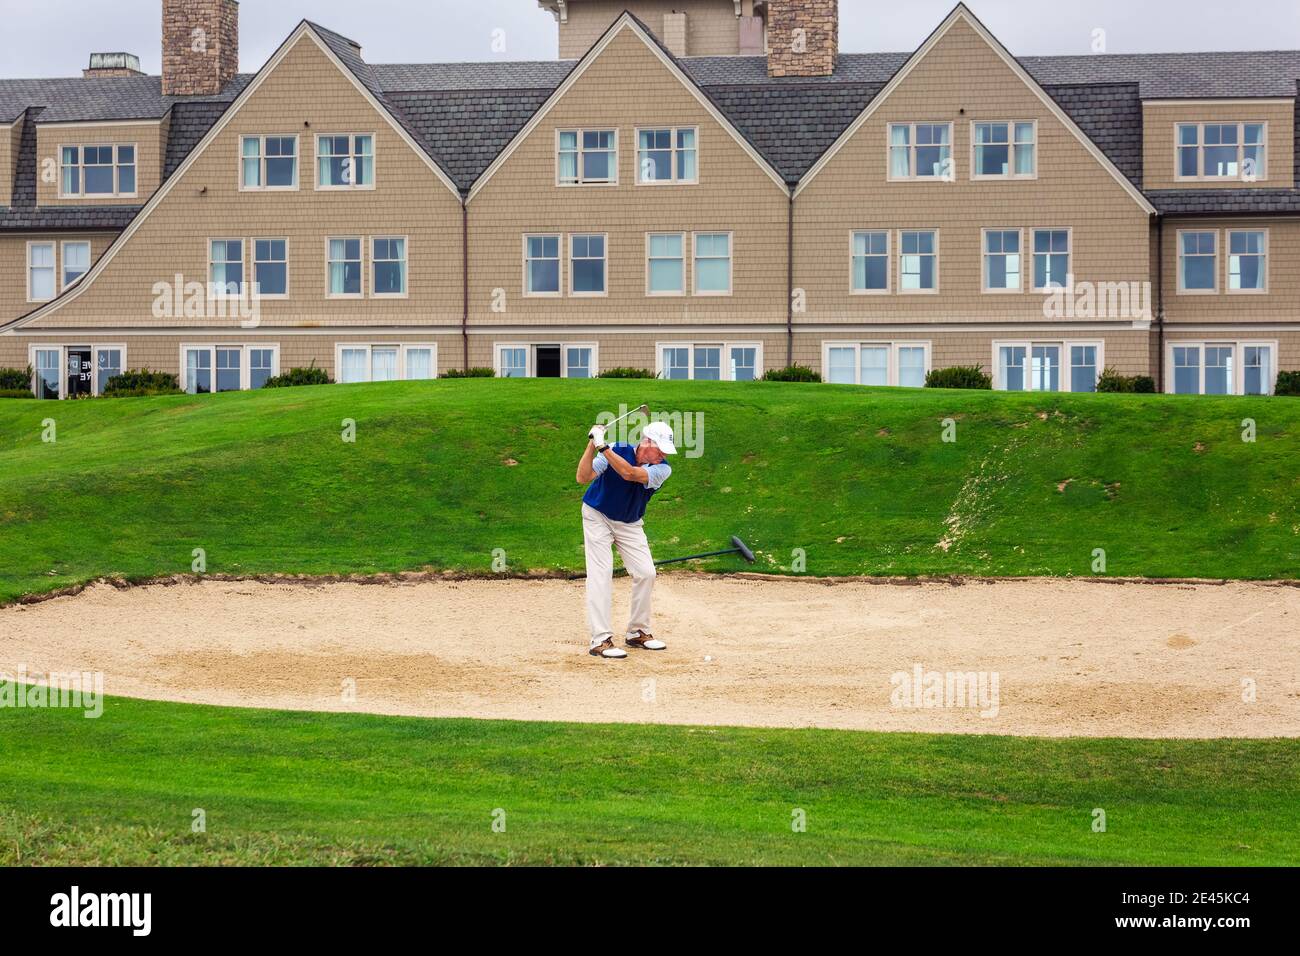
top-left (643, 421), bottom-right (677, 455)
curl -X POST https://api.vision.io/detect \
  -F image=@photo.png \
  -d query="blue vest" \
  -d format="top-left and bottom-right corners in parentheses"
top-left (583, 443), bottom-right (658, 524)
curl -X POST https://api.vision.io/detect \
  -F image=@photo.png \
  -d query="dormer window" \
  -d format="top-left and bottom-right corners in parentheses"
top-left (1177, 123), bottom-right (1266, 181)
top-left (60, 145), bottom-right (136, 197)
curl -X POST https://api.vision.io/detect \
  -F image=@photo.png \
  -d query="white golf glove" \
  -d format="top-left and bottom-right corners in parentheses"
top-left (588, 424), bottom-right (607, 446)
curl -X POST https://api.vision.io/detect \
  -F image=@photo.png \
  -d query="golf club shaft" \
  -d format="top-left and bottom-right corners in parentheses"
top-left (653, 547), bottom-right (741, 567)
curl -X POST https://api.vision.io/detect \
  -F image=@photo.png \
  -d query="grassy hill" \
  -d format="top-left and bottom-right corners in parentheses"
top-left (1, 378), bottom-right (1297, 603)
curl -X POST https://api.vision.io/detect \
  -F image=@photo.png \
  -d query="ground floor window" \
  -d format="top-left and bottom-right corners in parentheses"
top-left (182, 344), bottom-right (281, 394)
top-left (657, 342), bottom-right (761, 381)
top-left (494, 343), bottom-right (599, 379)
top-left (993, 340), bottom-right (1102, 392)
top-left (823, 341), bottom-right (929, 387)
top-left (1168, 341), bottom-right (1276, 396)
top-left (29, 344), bottom-right (126, 398)
top-left (335, 344), bottom-right (437, 384)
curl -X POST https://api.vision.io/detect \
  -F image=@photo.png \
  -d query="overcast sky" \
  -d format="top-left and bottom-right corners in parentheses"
top-left (2, 0), bottom-right (1299, 77)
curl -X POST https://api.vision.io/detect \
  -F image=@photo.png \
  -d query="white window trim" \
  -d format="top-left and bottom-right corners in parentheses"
top-left (370, 236), bottom-right (409, 299)
top-left (556, 128), bottom-right (619, 187)
top-left (980, 227), bottom-right (1025, 294)
top-left (60, 240), bottom-right (93, 292)
top-left (333, 343), bottom-right (435, 384)
top-left (325, 236), bottom-right (365, 300)
top-left (313, 132), bottom-right (377, 191)
top-left (692, 231), bottom-right (733, 297)
top-left (26, 240), bottom-right (57, 303)
top-left (849, 229), bottom-right (891, 296)
top-left (251, 237), bottom-right (290, 300)
top-left (897, 229), bottom-right (939, 294)
top-left (886, 122), bottom-right (954, 182)
top-left (238, 134), bottom-right (300, 192)
top-left (28, 343), bottom-right (129, 399)
top-left (645, 232), bottom-right (687, 297)
top-left (57, 143), bottom-right (139, 199)
top-left (633, 126), bottom-right (699, 186)
top-left (1225, 228), bottom-right (1269, 295)
top-left (991, 340), bottom-right (1105, 393)
top-left (569, 233), bottom-right (609, 297)
top-left (522, 233), bottom-right (563, 298)
top-left (969, 120), bottom-right (1038, 181)
top-left (820, 341), bottom-right (932, 387)
top-left (1164, 340), bottom-right (1279, 396)
top-left (493, 342), bottom-right (601, 379)
top-left (1175, 227), bottom-right (1219, 295)
top-left (655, 341), bottom-right (764, 381)
top-left (1174, 121), bottom-right (1268, 183)
top-left (181, 344), bottom-right (282, 393)
top-left (1030, 226), bottom-right (1073, 293)
top-left (207, 237), bottom-right (246, 300)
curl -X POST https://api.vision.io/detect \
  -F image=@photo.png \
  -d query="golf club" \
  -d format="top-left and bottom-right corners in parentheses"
top-left (653, 536), bottom-right (756, 568)
top-left (590, 403), bottom-right (649, 440)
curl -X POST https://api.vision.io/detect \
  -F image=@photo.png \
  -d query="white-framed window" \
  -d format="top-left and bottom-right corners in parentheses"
top-left (1177, 229), bottom-right (1217, 293)
top-left (570, 234), bottom-right (607, 295)
top-left (27, 241), bottom-right (56, 302)
top-left (493, 342), bottom-right (599, 379)
top-left (657, 341), bottom-right (762, 381)
top-left (851, 230), bottom-right (889, 294)
top-left (209, 239), bottom-right (244, 298)
top-left (498, 345), bottom-right (528, 378)
top-left (822, 341), bottom-right (931, 388)
top-left (636, 127), bottom-right (697, 184)
top-left (524, 234), bottom-right (562, 296)
top-left (1176, 122), bottom-right (1266, 181)
top-left (646, 232), bottom-right (686, 296)
top-left (61, 241), bottom-right (91, 289)
top-left (558, 129), bottom-right (616, 185)
top-left (372, 237), bottom-right (407, 297)
top-left (316, 134), bottom-right (374, 188)
top-left (335, 343), bottom-right (436, 384)
top-left (993, 340), bottom-right (1104, 392)
top-left (253, 238), bottom-right (288, 297)
top-left (326, 237), bottom-right (364, 298)
top-left (1032, 228), bottom-right (1070, 291)
top-left (898, 230), bottom-right (937, 292)
top-left (888, 123), bottom-right (952, 179)
top-left (565, 345), bottom-right (594, 379)
top-left (59, 144), bottom-right (136, 197)
top-left (982, 228), bottom-right (1022, 292)
top-left (182, 344), bottom-right (281, 394)
top-left (1167, 341), bottom-right (1277, 396)
top-left (693, 232), bottom-right (732, 295)
top-left (29, 344), bottom-right (128, 399)
top-left (972, 121), bottom-right (1036, 178)
top-left (240, 135), bottom-right (298, 189)
top-left (1227, 229), bottom-right (1267, 293)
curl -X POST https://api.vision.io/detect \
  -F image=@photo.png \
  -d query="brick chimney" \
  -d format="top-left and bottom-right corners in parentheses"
top-left (84, 53), bottom-right (144, 78)
top-left (767, 0), bottom-right (837, 78)
top-left (162, 0), bottom-right (239, 96)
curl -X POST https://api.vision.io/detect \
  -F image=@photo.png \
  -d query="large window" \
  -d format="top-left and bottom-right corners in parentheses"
top-left (1169, 341), bottom-right (1276, 395)
top-left (33, 348), bottom-right (60, 399)
top-left (996, 340), bottom-right (1102, 392)
top-left (62, 241), bottom-right (91, 288)
top-left (983, 229), bottom-right (1022, 292)
top-left (558, 130), bottom-right (616, 185)
top-left (1227, 229), bottom-right (1267, 292)
top-left (889, 123), bottom-right (952, 179)
top-left (1032, 229), bottom-right (1070, 291)
top-left (972, 122), bottom-right (1036, 178)
top-left (693, 233), bottom-right (732, 295)
top-left (823, 342), bottom-right (929, 387)
top-left (336, 344), bottom-right (436, 384)
top-left (570, 234), bottom-right (607, 295)
top-left (209, 239), bottom-right (244, 298)
top-left (60, 145), bottom-right (135, 197)
top-left (493, 343), bottom-right (598, 379)
top-left (637, 128), bottom-right (697, 183)
top-left (899, 230), bottom-right (937, 292)
top-left (29, 345), bottom-right (126, 399)
top-left (96, 347), bottom-right (122, 394)
top-left (183, 345), bottom-right (280, 394)
top-left (241, 135), bottom-right (298, 189)
top-left (851, 231), bottom-right (889, 293)
top-left (659, 342), bottom-right (761, 381)
top-left (253, 239), bottom-right (288, 297)
top-left (1177, 123), bottom-right (1266, 181)
top-left (1069, 345), bottom-right (1099, 393)
top-left (317, 134), bottom-right (374, 188)
top-left (647, 233), bottom-right (685, 295)
top-left (327, 238), bottom-right (363, 297)
top-left (1177, 230), bottom-right (1217, 293)
top-left (524, 235), bottom-right (561, 295)
top-left (27, 242), bottom-right (56, 302)
top-left (371, 237), bottom-right (407, 297)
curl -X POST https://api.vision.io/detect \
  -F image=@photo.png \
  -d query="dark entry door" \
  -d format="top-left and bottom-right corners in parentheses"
top-left (67, 348), bottom-right (93, 398)
top-left (535, 345), bottom-right (561, 378)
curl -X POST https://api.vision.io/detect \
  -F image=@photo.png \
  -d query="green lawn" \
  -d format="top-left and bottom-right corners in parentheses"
top-left (1, 379), bottom-right (1296, 604)
top-left (1, 690), bottom-right (1295, 866)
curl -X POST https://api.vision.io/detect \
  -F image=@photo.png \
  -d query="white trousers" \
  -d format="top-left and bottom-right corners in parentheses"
top-left (582, 503), bottom-right (656, 646)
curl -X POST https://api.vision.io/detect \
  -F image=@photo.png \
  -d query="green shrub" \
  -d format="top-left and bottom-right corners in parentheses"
top-left (442, 367), bottom-right (496, 378)
top-left (0, 388), bottom-right (35, 399)
top-left (263, 364), bottom-right (333, 388)
top-left (0, 366), bottom-right (31, 391)
top-left (1096, 367), bottom-right (1157, 394)
top-left (762, 364), bottom-right (822, 383)
top-left (1275, 371), bottom-right (1300, 396)
top-left (597, 367), bottom-right (655, 379)
top-left (103, 370), bottom-right (183, 397)
top-left (925, 366), bottom-right (992, 390)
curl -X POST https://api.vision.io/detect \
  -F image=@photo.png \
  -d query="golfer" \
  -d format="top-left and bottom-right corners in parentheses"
top-left (576, 419), bottom-right (677, 659)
